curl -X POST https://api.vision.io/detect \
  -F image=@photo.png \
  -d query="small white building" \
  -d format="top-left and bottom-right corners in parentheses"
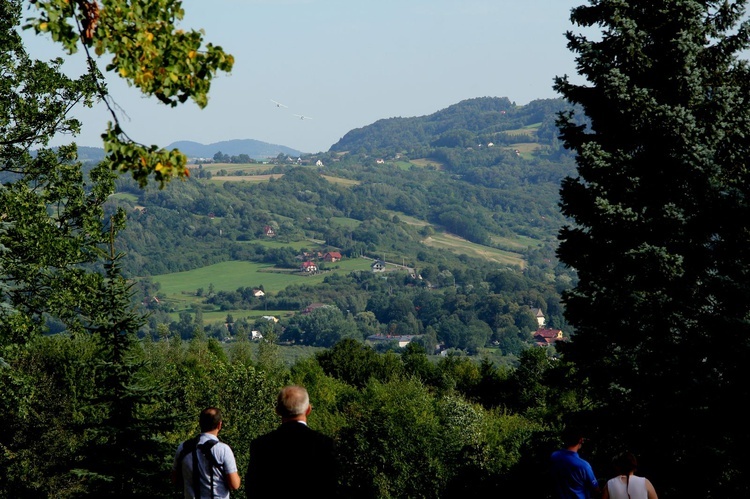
top-left (371, 260), bottom-right (386, 272)
top-left (531, 308), bottom-right (546, 327)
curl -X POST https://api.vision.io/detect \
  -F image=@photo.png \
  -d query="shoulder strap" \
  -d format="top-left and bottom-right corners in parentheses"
top-left (192, 445), bottom-right (202, 499)
top-left (177, 436), bottom-right (205, 498)
top-left (178, 435), bottom-right (201, 462)
top-left (198, 439), bottom-right (221, 469)
top-left (197, 439), bottom-right (222, 499)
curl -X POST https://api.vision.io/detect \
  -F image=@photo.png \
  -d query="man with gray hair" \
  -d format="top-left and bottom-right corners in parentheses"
top-left (245, 385), bottom-right (338, 498)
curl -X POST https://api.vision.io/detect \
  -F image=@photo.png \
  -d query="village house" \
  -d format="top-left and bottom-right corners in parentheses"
top-left (263, 225), bottom-right (275, 237)
top-left (297, 251), bottom-right (324, 261)
top-left (252, 288), bottom-right (265, 298)
top-left (366, 334), bottom-right (418, 348)
top-left (371, 260), bottom-right (386, 272)
top-left (323, 251), bottom-right (342, 262)
top-left (534, 328), bottom-right (564, 346)
top-left (301, 261), bottom-right (318, 273)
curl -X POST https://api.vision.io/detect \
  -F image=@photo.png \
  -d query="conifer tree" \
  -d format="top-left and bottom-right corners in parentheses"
top-left (554, 1), bottom-right (750, 496)
top-left (73, 212), bottom-right (175, 497)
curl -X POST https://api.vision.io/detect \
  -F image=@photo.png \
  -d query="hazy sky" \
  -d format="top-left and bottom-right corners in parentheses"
top-left (22, 0), bottom-right (585, 154)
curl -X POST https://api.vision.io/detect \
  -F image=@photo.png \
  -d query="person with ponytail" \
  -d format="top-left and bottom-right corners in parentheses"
top-left (602, 451), bottom-right (658, 499)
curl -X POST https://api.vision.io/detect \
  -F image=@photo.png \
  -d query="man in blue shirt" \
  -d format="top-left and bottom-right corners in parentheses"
top-left (550, 427), bottom-right (600, 498)
top-left (172, 407), bottom-right (241, 499)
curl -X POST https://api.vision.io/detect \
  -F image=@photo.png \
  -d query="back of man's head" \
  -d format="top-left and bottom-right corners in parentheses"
top-left (199, 407), bottom-right (222, 432)
top-left (560, 426), bottom-right (586, 448)
top-left (276, 385), bottom-right (310, 419)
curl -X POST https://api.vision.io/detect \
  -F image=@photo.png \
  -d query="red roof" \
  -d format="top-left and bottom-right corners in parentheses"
top-left (534, 329), bottom-right (564, 345)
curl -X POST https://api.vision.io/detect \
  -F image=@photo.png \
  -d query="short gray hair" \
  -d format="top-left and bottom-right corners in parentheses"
top-left (276, 385), bottom-right (310, 418)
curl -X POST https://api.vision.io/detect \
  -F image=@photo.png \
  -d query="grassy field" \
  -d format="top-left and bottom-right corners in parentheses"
top-left (321, 175), bottom-right (360, 187)
top-left (410, 158), bottom-right (445, 170)
top-left (383, 211), bottom-right (430, 227)
top-left (210, 174), bottom-right (283, 184)
top-left (188, 163), bottom-right (273, 174)
top-left (330, 216), bottom-right (361, 229)
top-left (489, 233), bottom-right (544, 250)
top-left (110, 192), bottom-right (139, 203)
top-left (422, 232), bottom-right (526, 268)
top-left (382, 210), bottom-right (535, 266)
top-left (509, 142), bottom-right (542, 159)
top-left (175, 308), bottom-right (296, 325)
top-left (503, 123), bottom-right (541, 137)
top-left (186, 165), bottom-right (358, 188)
top-left (151, 257), bottom-right (374, 312)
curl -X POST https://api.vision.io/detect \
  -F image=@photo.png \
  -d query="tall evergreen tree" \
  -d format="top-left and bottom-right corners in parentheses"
top-left (554, 1), bottom-right (750, 496)
top-left (73, 212), bottom-right (175, 497)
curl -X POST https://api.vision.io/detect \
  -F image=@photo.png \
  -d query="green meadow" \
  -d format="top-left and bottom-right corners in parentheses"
top-left (330, 217), bottom-right (361, 229)
top-left (151, 257), bottom-right (375, 314)
top-left (422, 232), bottom-right (526, 268)
top-left (321, 175), bottom-right (359, 187)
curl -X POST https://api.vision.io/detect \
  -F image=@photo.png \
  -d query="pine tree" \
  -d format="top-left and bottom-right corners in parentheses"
top-left (554, 1), bottom-right (750, 496)
top-left (72, 213), bottom-right (176, 497)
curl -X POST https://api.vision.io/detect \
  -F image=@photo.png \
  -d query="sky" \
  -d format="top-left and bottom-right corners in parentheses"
top-left (21, 0), bottom-right (586, 154)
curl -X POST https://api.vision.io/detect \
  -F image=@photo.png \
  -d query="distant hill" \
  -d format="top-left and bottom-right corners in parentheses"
top-left (68, 140), bottom-right (303, 163)
top-left (329, 96), bottom-right (574, 154)
top-left (167, 139), bottom-right (303, 160)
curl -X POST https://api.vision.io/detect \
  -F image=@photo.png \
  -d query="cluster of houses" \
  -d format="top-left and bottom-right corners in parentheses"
top-left (365, 307), bottom-right (565, 353)
top-left (530, 308), bottom-right (564, 347)
top-left (298, 251), bottom-right (343, 273)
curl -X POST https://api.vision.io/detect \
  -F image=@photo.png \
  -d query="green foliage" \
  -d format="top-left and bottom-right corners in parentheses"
top-left (315, 338), bottom-right (402, 388)
top-left (336, 377), bottom-right (446, 498)
top-left (287, 306), bottom-right (360, 347)
top-left (24, 0), bottom-right (233, 187)
top-left (554, 0), bottom-right (750, 496)
top-left (71, 227), bottom-right (175, 497)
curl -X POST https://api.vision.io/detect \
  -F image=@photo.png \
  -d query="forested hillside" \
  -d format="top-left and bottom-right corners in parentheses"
top-left (101, 97), bottom-right (579, 358)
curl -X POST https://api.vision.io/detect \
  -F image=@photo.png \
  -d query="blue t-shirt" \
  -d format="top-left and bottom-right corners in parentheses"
top-left (550, 449), bottom-right (599, 498)
top-left (173, 434), bottom-right (238, 499)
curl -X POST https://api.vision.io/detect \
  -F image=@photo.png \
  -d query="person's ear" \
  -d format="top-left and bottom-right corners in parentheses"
top-left (305, 404), bottom-right (312, 416)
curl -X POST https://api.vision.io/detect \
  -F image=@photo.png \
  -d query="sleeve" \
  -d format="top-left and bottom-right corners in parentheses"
top-left (585, 461), bottom-right (599, 490)
top-left (215, 442), bottom-right (238, 474)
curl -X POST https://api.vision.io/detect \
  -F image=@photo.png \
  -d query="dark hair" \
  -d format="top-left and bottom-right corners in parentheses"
top-left (199, 407), bottom-right (222, 432)
top-left (613, 451), bottom-right (638, 499)
top-left (613, 451), bottom-right (638, 475)
top-left (560, 426), bottom-right (586, 447)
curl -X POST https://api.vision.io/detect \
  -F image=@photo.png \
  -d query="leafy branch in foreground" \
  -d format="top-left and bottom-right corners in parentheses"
top-left (24, 0), bottom-right (234, 187)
